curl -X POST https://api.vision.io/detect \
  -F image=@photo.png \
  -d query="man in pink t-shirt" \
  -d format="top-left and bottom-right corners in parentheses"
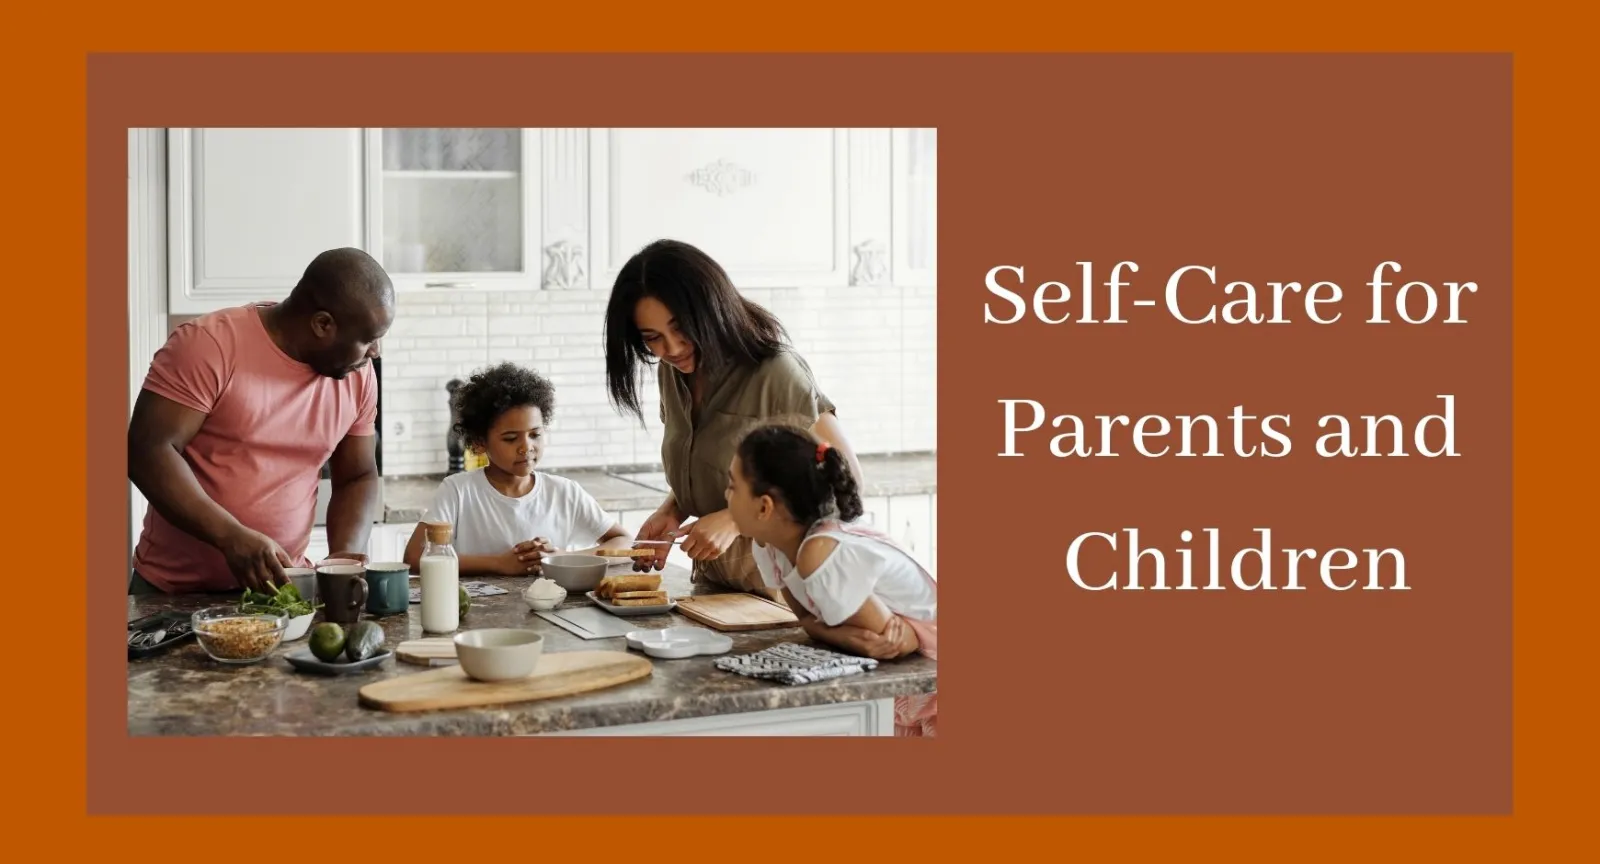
top-left (128, 248), bottom-right (394, 594)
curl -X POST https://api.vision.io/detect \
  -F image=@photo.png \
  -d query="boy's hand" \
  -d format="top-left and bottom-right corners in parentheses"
top-left (503, 538), bottom-right (552, 576)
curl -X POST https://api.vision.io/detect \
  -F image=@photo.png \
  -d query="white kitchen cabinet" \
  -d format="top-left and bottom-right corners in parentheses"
top-left (888, 493), bottom-right (934, 574)
top-left (540, 697), bottom-right (894, 736)
top-left (167, 128), bottom-right (366, 314)
top-left (366, 522), bottom-right (417, 564)
top-left (859, 495), bottom-right (891, 534)
top-left (589, 128), bottom-right (852, 289)
top-left (892, 128), bottom-right (938, 286)
top-left (365, 128), bottom-right (542, 293)
top-left (305, 527), bottom-right (330, 565)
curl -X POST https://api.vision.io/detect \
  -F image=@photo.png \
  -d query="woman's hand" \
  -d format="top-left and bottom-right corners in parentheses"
top-left (633, 506), bottom-right (682, 572)
top-left (498, 538), bottom-right (551, 576)
top-left (679, 510), bottom-right (739, 561)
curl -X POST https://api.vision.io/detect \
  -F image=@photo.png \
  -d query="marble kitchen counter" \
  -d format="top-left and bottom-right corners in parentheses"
top-left (127, 566), bottom-right (936, 737)
top-left (380, 452), bottom-right (935, 524)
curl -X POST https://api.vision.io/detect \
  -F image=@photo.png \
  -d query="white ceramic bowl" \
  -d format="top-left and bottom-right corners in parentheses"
top-left (541, 554), bottom-right (609, 592)
top-left (624, 626), bottom-right (733, 660)
top-left (284, 568), bottom-right (318, 604)
top-left (282, 612), bottom-right (315, 641)
top-left (453, 629), bottom-right (544, 682)
top-left (522, 579), bottom-right (568, 611)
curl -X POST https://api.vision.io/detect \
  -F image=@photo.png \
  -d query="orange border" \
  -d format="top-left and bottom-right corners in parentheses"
top-left (18, 4), bottom-right (1593, 858)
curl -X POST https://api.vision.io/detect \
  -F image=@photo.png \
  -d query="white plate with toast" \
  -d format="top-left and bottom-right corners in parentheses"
top-left (591, 572), bottom-right (672, 616)
top-left (587, 591), bottom-right (676, 617)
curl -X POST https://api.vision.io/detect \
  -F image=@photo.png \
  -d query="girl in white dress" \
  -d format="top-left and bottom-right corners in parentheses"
top-left (724, 424), bottom-right (938, 736)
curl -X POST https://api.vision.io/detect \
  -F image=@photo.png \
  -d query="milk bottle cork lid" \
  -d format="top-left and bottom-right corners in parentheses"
top-left (425, 522), bottom-right (453, 544)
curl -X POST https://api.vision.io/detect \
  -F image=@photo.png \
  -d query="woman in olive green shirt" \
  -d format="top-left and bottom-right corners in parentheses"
top-left (603, 239), bottom-right (863, 598)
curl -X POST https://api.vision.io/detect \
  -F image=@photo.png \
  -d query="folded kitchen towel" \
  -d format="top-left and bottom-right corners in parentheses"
top-left (714, 643), bottom-right (879, 685)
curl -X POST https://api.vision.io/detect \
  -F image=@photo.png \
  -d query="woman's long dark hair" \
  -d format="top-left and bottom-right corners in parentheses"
top-left (604, 239), bottom-right (789, 423)
top-left (736, 425), bottom-right (863, 526)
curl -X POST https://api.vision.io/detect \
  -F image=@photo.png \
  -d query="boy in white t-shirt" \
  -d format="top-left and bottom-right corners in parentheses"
top-left (402, 362), bottom-right (633, 578)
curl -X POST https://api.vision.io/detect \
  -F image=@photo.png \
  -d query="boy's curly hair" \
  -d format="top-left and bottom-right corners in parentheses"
top-left (450, 362), bottom-right (556, 450)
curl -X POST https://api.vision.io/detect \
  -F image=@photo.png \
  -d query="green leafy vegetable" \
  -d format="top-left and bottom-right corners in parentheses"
top-left (238, 581), bottom-right (321, 618)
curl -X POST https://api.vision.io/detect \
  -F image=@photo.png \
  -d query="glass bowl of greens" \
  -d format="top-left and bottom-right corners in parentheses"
top-left (237, 581), bottom-right (322, 642)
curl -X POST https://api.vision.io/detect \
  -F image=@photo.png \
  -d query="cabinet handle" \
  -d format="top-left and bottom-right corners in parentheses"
top-left (424, 281), bottom-right (477, 290)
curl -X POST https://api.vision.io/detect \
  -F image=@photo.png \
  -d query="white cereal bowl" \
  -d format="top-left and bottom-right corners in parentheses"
top-left (283, 612), bottom-right (315, 642)
top-left (625, 626), bottom-right (733, 660)
top-left (453, 629), bottom-right (544, 682)
top-left (541, 554), bottom-right (609, 592)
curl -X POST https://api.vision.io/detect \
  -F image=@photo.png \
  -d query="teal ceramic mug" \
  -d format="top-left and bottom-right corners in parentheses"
top-left (364, 561), bottom-right (412, 617)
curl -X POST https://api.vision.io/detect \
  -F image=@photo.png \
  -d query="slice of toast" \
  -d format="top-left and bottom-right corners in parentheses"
top-left (612, 590), bottom-right (667, 601)
top-left (610, 593), bottom-right (669, 607)
top-left (598, 574), bottom-right (662, 599)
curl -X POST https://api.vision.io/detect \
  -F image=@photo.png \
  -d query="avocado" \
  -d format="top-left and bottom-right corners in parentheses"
top-left (459, 585), bottom-right (471, 619)
top-left (309, 623), bottom-right (345, 663)
top-left (345, 620), bottom-right (385, 662)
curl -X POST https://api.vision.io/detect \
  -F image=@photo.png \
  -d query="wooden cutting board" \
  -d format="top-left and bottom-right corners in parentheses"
top-left (396, 638), bottom-right (458, 667)
top-left (674, 592), bottom-right (799, 631)
top-left (358, 650), bottom-right (651, 713)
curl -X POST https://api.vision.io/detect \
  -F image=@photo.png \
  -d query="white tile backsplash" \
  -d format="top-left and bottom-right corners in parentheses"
top-left (378, 286), bottom-right (936, 476)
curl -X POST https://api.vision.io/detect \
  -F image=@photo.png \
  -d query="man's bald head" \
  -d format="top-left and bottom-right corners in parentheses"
top-left (282, 248), bottom-right (395, 380)
top-left (289, 247), bottom-right (394, 320)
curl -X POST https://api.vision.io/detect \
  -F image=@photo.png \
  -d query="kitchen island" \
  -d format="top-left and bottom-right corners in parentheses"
top-left (126, 565), bottom-right (935, 737)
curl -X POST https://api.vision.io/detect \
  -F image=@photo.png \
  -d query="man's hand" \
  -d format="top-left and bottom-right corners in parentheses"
top-left (219, 526), bottom-right (293, 592)
top-left (325, 550), bottom-right (368, 564)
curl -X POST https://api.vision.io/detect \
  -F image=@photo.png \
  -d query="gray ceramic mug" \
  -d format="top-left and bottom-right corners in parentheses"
top-left (316, 565), bottom-right (368, 625)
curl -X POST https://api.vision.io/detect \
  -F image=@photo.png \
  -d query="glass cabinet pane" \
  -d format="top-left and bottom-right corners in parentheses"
top-left (379, 128), bottom-right (523, 275)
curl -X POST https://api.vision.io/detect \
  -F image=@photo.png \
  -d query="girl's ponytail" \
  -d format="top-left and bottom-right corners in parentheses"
top-left (737, 424), bottom-right (860, 526)
top-left (817, 444), bottom-right (863, 523)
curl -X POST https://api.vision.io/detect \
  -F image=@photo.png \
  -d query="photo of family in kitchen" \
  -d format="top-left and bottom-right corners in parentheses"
top-left (124, 127), bottom-right (938, 737)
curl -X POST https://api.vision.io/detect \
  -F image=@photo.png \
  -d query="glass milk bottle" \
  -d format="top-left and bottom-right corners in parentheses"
top-left (419, 522), bottom-right (460, 634)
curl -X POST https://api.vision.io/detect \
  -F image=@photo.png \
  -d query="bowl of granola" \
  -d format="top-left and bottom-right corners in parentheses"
top-left (191, 606), bottom-right (288, 665)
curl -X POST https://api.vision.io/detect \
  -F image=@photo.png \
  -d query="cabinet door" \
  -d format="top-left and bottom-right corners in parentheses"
top-left (367, 523), bottom-right (417, 563)
top-left (305, 527), bottom-right (330, 566)
top-left (367, 128), bottom-right (541, 293)
top-left (589, 128), bottom-right (850, 289)
top-left (859, 496), bottom-right (891, 533)
top-left (168, 128), bottom-right (365, 314)
top-left (892, 128), bottom-right (938, 287)
top-left (887, 494), bottom-right (933, 573)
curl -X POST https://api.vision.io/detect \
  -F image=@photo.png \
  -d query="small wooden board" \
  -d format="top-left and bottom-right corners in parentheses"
top-left (395, 638), bottom-right (458, 666)
top-left (358, 650), bottom-right (652, 713)
top-left (674, 592), bottom-right (799, 632)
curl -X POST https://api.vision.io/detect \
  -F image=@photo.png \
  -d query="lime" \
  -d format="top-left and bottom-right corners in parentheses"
top-left (309, 622), bottom-right (345, 662)
top-left (459, 585), bottom-right (471, 619)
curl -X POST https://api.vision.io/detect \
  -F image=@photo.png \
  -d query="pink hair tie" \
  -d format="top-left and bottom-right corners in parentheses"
top-left (815, 442), bottom-right (830, 465)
